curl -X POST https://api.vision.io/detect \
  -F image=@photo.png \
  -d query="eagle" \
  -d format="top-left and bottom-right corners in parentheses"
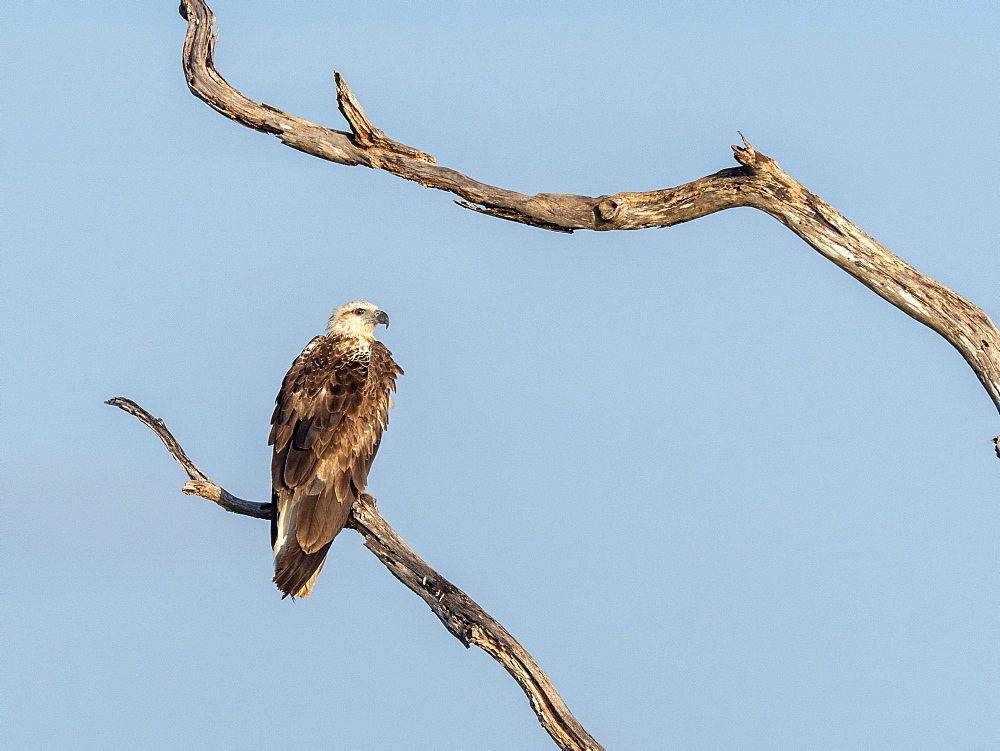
top-left (268, 301), bottom-right (403, 598)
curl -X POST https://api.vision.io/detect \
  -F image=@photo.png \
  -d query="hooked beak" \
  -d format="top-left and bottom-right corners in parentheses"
top-left (372, 309), bottom-right (390, 328)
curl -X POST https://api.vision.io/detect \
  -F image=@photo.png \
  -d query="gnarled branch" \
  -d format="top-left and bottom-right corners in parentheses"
top-left (105, 397), bottom-right (603, 751)
top-left (177, 0), bottom-right (1000, 424)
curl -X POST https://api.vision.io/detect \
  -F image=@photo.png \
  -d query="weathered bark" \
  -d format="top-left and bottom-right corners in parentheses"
top-left (177, 0), bottom-right (1000, 429)
top-left (105, 396), bottom-right (603, 751)
top-left (350, 501), bottom-right (600, 751)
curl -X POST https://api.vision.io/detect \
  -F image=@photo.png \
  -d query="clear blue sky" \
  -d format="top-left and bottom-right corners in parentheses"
top-left (4, 1), bottom-right (999, 748)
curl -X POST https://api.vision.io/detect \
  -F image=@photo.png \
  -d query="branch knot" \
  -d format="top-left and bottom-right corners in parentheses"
top-left (596, 194), bottom-right (631, 225)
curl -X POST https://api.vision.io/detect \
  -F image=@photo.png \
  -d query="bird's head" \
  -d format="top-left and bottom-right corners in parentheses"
top-left (326, 301), bottom-right (389, 340)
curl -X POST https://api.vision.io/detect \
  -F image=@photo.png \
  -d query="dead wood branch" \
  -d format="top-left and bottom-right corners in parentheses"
top-left (177, 0), bottom-right (1000, 422)
top-left (105, 396), bottom-right (603, 751)
top-left (105, 397), bottom-right (270, 518)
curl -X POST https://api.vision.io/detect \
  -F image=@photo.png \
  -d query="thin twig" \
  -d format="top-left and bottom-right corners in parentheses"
top-left (105, 397), bottom-right (270, 518)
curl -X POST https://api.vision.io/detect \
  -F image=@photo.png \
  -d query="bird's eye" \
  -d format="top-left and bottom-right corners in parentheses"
top-left (354, 308), bottom-right (365, 316)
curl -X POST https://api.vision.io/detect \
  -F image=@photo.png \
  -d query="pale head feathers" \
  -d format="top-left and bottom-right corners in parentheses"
top-left (326, 301), bottom-right (389, 340)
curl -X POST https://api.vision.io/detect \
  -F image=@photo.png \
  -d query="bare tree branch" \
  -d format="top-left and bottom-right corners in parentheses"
top-left (177, 0), bottom-right (1000, 425)
top-left (105, 396), bottom-right (603, 751)
top-left (105, 397), bottom-right (270, 518)
top-left (348, 502), bottom-right (601, 751)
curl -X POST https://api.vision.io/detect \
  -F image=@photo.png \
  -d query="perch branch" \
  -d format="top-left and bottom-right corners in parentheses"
top-left (105, 396), bottom-right (603, 751)
top-left (177, 0), bottom-right (1000, 422)
top-left (348, 501), bottom-right (601, 751)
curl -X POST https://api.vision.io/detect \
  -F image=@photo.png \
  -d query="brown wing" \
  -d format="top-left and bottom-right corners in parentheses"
top-left (269, 335), bottom-right (402, 597)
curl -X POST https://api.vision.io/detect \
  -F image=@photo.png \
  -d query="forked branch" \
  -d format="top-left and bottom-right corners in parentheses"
top-left (105, 397), bottom-right (603, 751)
top-left (178, 0), bottom-right (1000, 426)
